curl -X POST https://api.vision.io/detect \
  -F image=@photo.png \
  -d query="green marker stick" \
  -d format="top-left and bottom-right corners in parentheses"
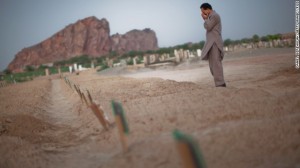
top-left (173, 130), bottom-right (206, 168)
top-left (111, 100), bottom-right (129, 152)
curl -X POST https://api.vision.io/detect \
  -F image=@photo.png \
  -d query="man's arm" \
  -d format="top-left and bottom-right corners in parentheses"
top-left (204, 14), bottom-right (219, 31)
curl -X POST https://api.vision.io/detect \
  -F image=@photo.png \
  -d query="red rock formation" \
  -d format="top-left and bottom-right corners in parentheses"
top-left (111, 28), bottom-right (158, 54)
top-left (8, 16), bottom-right (158, 72)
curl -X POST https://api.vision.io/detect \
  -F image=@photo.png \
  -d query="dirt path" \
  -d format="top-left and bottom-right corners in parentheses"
top-left (39, 79), bottom-right (114, 168)
top-left (44, 79), bottom-right (76, 125)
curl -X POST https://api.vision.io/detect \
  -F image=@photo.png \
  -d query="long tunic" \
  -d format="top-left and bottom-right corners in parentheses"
top-left (201, 10), bottom-right (224, 60)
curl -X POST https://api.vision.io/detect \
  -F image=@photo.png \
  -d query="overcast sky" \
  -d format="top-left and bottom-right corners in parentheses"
top-left (0, 0), bottom-right (294, 71)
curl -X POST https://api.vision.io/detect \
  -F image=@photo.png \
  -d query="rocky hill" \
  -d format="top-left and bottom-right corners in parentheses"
top-left (111, 28), bottom-right (158, 54)
top-left (8, 16), bottom-right (158, 72)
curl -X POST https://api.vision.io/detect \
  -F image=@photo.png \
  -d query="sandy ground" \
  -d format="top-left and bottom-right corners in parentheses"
top-left (0, 48), bottom-right (299, 168)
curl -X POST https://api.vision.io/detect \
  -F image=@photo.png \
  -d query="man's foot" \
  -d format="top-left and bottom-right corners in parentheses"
top-left (216, 83), bottom-right (226, 87)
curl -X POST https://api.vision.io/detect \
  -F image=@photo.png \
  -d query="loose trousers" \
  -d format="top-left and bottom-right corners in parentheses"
top-left (208, 43), bottom-right (225, 86)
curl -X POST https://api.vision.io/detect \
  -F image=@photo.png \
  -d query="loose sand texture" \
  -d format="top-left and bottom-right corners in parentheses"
top-left (0, 48), bottom-right (299, 168)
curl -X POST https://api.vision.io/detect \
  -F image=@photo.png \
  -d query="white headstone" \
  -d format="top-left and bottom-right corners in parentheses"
top-left (45, 68), bottom-right (50, 76)
top-left (74, 63), bottom-right (78, 71)
top-left (143, 56), bottom-right (148, 65)
top-left (120, 59), bottom-right (127, 66)
top-left (91, 61), bottom-right (95, 69)
top-left (174, 50), bottom-right (180, 63)
top-left (197, 49), bottom-right (202, 57)
top-left (69, 66), bottom-right (72, 73)
top-left (150, 54), bottom-right (156, 63)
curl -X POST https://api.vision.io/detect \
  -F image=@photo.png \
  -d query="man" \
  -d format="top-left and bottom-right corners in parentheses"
top-left (200, 3), bottom-right (226, 87)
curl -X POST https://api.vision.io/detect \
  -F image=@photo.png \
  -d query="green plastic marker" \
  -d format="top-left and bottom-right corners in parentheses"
top-left (173, 130), bottom-right (206, 168)
top-left (111, 100), bottom-right (129, 152)
top-left (111, 100), bottom-right (129, 134)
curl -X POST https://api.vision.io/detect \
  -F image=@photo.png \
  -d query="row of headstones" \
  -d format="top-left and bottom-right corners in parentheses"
top-left (225, 39), bottom-right (294, 52)
top-left (68, 63), bottom-right (91, 74)
top-left (44, 63), bottom-right (92, 77)
top-left (174, 49), bottom-right (202, 63)
top-left (62, 75), bottom-right (208, 168)
top-left (144, 49), bottom-right (202, 65)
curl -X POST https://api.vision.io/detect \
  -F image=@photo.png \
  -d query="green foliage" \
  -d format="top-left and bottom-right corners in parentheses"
top-left (260, 36), bottom-right (269, 42)
top-left (136, 57), bottom-right (143, 64)
top-left (232, 40), bottom-right (241, 45)
top-left (54, 55), bottom-right (92, 67)
top-left (128, 50), bottom-right (137, 58)
top-left (178, 43), bottom-right (190, 50)
top-left (191, 41), bottom-right (205, 50)
top-left (113, 58), bottom-right (120, 64)
top-left (25, 65), bottom-right (35, 72)
top-left (224, 39), bottom-right (232, 47)
top-left (146, 50), bottom-right (155, 54)
top-left (156, 47), bottom-right (172, 55)
top-left (224, 33), bottom-right (281, 46)
top-left (127, 58), bottom-right (134, 65)
top-left (241, 38), bottom-right (251, 43)
top-left (60, 66), bottom-right (69, 72)
top-left (267, 34), bottom-right (281, 41)
top-left (38, 65), bottom-right (49, 70)
top-left (258, 34), bottom-right (281, 42)
top-left (2, 66), bottom-right (70, 83)
top-left (95, 57), bottom-right (105, 65)
top-left (108, 51), bottom-right (118, 58)
top-left (252, 34), bottom-right (260, 43)
top-left (3, 71), bottom-right (40, 83)
top-left (97, 63), bottom-right (109, 72)
top-left (3, 69), bottom-right (12, 75)
top-left (123, 50), bottom-right (143, 58)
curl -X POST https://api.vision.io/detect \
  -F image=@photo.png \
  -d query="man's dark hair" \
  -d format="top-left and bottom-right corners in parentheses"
top-left (200, 3), bottom-right (212, 10)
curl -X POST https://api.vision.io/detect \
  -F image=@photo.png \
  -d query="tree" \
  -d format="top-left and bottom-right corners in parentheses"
top-left (3, 69), bottom-right (12, 75)
top-left (156, 47), bottom-right (172, 55)
top-left (199, 41), bottom-right (205, 49)
top-left (108, 51), bottom-right (118, 58)
top-left (38, 65), bottom-right (48, 70)
top-left (128, 50), bottom-right (138, 58)
top-left (252, 34), bottom-right (260, 43)
top-left (232, 40), bottom-right (241, 45)
top-left (146, 50), bottom-right (155, 54)
top-left (260, 36), bottom-right (269, 42)
top-left (241, 38), bottom-right (251, 43)
top-left (267, 34), bottom-right (281, 41)
top-left (224, 39), bottom-right (233, 47)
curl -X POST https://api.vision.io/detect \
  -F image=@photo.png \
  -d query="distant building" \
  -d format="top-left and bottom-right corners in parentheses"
top-left (281, 32), bottom-right (295, 40)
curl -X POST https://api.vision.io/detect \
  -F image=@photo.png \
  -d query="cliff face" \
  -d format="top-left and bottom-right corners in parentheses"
top-left (111, 28), bottom-right (158, 54)
top-left (8, 16), bottom-right (158, 72)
